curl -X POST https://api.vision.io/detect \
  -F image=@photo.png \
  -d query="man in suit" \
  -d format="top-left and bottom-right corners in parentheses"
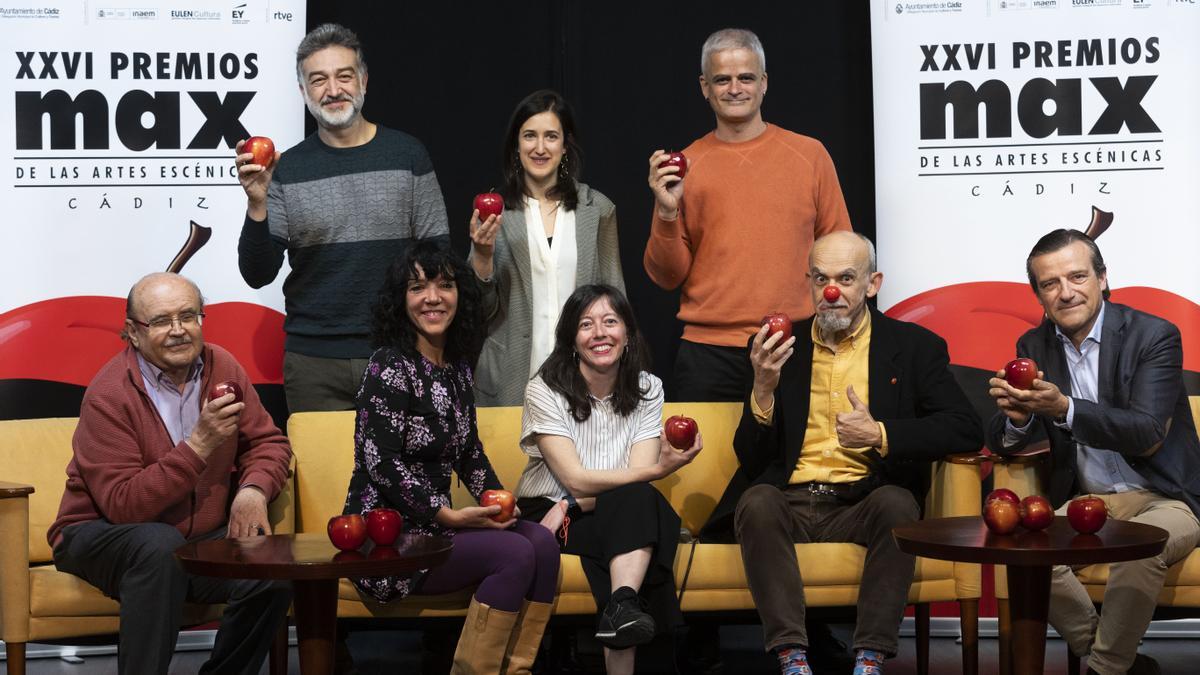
top-left (986, 229), bottom-right (1200, 675)
top-left (713, 231), bottom-right (982, 675)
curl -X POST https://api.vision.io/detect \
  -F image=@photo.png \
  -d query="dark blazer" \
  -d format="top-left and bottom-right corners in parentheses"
top-left (985, 302), bottom-right (1200, 519)
top-left (701, 308), bottom-right (983, 541)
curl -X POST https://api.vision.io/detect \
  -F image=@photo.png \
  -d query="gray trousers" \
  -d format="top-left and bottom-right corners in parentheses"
top-left (54, 520), bottom-right (291, 675)
top-left (1048, 490), bottom-right (1200, 675)
top-left (283, 351), bottom-right (370, 413)
top-left (734, 483), bottom-right (920, 657)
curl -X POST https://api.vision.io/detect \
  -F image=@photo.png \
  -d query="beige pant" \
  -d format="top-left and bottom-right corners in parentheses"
top-left (1047, 490), bottom-right (1200, 675)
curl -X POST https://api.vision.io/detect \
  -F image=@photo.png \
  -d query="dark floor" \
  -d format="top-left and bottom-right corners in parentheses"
top-left (11, 624), bottom-right (1198, 674)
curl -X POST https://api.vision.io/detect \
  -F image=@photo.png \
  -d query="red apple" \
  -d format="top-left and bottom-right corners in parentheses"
top-left (761, 312), bottom-right (793, 343)
top-left (327, 514), bottom-right (367, 551)
top-left (659, 152), bottom-right (688, 180)
top-left (474, 191), bottom-right (504, 221)
top-left (664, 415), bottom-right (699, 450)
top-left (479, 489), bottom-right (516, 523)
top-left (1019, 495), bottom-right (1054, 531)
top-left (365, 508), bottom-right (403, 546)
top-left (244, 136), bottom-right (275, 169)
top-left (986, 488), bottom-right (1020, 505)
top-left (823, 286), bottom-right (841, 303)
top-left (1067, 495), bottom-right (1108, 534)
top-left (209, 380), bottom-right (243, 405)
top-left (1004, 358), bottom-right (1039, 391)
top-left (983, 498), bottom-right (1021, 535)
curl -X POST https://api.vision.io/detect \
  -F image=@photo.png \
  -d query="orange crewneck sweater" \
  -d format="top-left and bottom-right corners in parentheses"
top-left (644, 124), bottom-right (852, 347)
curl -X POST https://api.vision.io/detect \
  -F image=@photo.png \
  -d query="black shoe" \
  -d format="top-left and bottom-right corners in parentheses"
top-left (804, 620), bottom-right (854, 673)
top-left (1086, 653), bottom-right (1161, 675)
top-left (595, 586), bottom-right (656, 649)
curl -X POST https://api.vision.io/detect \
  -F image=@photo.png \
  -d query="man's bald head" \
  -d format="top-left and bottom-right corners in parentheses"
top-left (809, 231), bottom-right (876, 275)
top-left (808, 232), bottom-right (883, 342)
top-left (125, 273), bottom-right (203, 326)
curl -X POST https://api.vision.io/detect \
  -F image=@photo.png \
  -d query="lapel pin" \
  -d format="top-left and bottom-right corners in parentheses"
top-left (890, 377), bottom-right (897, 384)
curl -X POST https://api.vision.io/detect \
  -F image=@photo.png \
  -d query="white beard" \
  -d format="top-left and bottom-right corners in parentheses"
top-left (816, 309), bottom-right (852, 336)
top-left (304, 90), bottom-right (364, 130)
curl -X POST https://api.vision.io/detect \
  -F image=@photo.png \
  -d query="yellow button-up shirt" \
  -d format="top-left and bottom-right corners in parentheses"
top-left (751, 312), bottom-right (889, 484)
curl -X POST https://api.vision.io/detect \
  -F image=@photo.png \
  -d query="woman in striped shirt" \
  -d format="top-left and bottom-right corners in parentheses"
top-left (515, 284), bottom-right (702, 675)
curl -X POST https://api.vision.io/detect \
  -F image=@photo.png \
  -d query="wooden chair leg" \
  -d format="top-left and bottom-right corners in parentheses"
top-left (959, 598), bottom-right (979, 675)
top-left (997, 598), bottom-right (1011, 675)
top-left (1067, 651), bottom-right (1082, 675)
top-left (5, 642), bottom-right (26, 675)
top-left (269, 619), bottom-right (289, 675)
top-left (915, 603), bottom-right (931, 675)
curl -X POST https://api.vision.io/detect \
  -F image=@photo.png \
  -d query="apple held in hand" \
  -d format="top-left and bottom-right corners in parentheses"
top-left (823, 286), bottom-right (841, 303)
top-left (986, 488), bottom-right (1020, 505)
top-left (659, 152), bottom-right (688, 180)
top-left (365, 507), bottom-right (403, 546)
top-left (480, 489), bottom-right (516, 523)
top-left (664, 415), bottom-right (698, 450)
top-left (1019, 495), bottom-right (1054, 531)
top-left (1067, 496), bottom-right (1108, 534)
top-left (984, 498), bottom-right (1021, 535)
top-left (327, 514), bottom-right (367, 551)
top-left (761, 312), bottom-right (793, 343)
top-left (244, 136), bottom-right (276, 168)
top-left (1004, 358), bottom-right (1039, 391)
top-left (209, 380), bottom-right (243, 405)
top-left (474, 191), bottom-right (504, 220)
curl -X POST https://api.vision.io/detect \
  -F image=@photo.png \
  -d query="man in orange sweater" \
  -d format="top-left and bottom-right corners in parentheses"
top-left (49, 273), bottom-right (292, 675)
top-left (645, 27), bottom-right (852, 403)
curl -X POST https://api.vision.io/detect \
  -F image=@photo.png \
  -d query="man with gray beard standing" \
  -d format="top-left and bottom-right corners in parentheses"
top-left (235, 23), bottom-right (449, 414)
top-left (704, 232), bottom-right (981, 675)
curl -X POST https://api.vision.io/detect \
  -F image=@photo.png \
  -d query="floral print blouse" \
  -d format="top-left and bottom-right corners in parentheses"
top-left (343, 347), bottom-right (501, 602)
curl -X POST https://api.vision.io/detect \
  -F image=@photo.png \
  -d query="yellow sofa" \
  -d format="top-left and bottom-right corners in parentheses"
top-left (288, 402), bottom-right (985, 674)
top-left (990, 396), bottom-right (1200, 675)
top-left (0, 418), bottom-right (294, 675)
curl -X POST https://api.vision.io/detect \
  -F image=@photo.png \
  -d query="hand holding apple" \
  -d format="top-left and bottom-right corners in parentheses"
top-left (761, 312), bottom-right (793, 343)
top-left (658, 152), bottom-right (688, 181)
top-left (327, 514), bottom-right (367, 551)
top-left (1004, 358), bottom-right (1038, 390)
top-left (187, 388), bottom-right (245, 460)
top-left (365, 508), bottom-right (404, 545)
top-left (656, 429), bottom-right (702, 478)
top-left (480, 489), bottom-right (516, 523)
top-left (473, 191), bottom-right (504, 221)
top-left (664, 415), bottom-right (699, 450)
top-left (1067, 495), bottom-right (1108, 534)
top-left (237, 137), bottom-right (277, 217)
top-left (749, 321), bottom-right (796, 415)
top-left (209, 380), bottom-right (244, 406)
top-left (648, 150), bottom-right (685, 219)
top-left (243, 136), bottom-right (276, 169)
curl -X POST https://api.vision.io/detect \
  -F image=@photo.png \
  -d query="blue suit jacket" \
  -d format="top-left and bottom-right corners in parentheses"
top-left (986, 302), bottom-right (1200, 519)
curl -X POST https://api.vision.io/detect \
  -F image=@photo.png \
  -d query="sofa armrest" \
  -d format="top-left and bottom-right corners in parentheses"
top-left (926, 453), bottom-right (986, 519)
top-left (990, 445), bottom-right (1051, 499)
top-left (0, 481), bottom-right (34, 643)
top-left (267, 456), bottom-right (297, 535)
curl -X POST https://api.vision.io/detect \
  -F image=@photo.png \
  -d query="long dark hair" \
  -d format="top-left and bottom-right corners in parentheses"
top-left (538, 285), bottom-right (650, 422)
top-left (371, 240), bottom-right (483, 364)
top-left (499, 89), bottom-right (583, 212)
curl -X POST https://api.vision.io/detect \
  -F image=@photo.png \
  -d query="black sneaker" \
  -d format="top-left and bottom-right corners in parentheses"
top-left (595, 586), bottom-right (656, 649)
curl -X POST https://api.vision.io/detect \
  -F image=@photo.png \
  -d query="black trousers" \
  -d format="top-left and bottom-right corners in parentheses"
top-left (672, 340), bottom-right (750, 403)
top-left (54, 520), bottom-right (292, 675)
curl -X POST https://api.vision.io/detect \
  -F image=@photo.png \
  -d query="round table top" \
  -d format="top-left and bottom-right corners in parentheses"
top-left (176, 532), bottom-right (453, 581)
top-left (892, 516), bottom-right (1167, 567)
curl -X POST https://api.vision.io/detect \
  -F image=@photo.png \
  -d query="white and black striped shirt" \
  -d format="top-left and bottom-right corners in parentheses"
top-left (516, 372), bottom-right (664, 501)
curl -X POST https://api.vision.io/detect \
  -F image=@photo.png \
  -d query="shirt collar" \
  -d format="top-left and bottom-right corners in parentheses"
top-left (136, 351), bottom-right (204, 391)
top-left (1054, 302), bottom-right (1106, 349)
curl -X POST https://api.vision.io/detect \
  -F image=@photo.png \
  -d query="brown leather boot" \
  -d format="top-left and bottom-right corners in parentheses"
top-left (501, 600), bottom-right (553, 674)
top-left (450, 597), bottom-right (520, 675)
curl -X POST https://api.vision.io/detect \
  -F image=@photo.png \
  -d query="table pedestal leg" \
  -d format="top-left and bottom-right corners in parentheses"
top-left (293, 578), bottom-right (338, 675)
top-left (1006, 564), bottom-right (1051, 675)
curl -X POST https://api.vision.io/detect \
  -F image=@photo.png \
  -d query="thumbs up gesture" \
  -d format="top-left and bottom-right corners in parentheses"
top-left (835, 385), bottom-right (883, 449)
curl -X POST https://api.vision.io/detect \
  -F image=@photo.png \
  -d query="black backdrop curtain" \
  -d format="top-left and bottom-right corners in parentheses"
top-left (307, 1), bottom-right (876, 398)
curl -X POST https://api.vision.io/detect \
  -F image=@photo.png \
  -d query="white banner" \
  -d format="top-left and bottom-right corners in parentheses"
top-left (0, 0), bottom-right (305, 389)
top-left (871, 0), bottom-right (1199, 376)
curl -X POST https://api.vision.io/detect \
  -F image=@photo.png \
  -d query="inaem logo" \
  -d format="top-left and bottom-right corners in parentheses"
top-left (896, 3), bottom-right (904, 13)
top-left (231, 3), bottom-right (249, 24)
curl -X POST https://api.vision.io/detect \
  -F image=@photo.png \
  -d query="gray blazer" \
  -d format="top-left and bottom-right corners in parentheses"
top-left (985, 302), bottom-right (1200, 519)
top-left (471, 182), bottom-right (626, 406)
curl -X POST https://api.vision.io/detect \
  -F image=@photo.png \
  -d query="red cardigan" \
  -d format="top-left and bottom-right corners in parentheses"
top-left (49, 344), bottom-right (291, 547)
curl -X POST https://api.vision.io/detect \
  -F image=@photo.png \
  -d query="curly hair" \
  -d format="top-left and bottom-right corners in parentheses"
top-left (499, 89), bottom-right (583, 212)
top-left (370, 240), bottom-right (484, 364)
top-left (537, 285), bottom-right (651, 422)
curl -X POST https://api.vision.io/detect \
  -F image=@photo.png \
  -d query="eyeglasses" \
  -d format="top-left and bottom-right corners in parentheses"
top-left (129, 311), bottom-right (205, 332)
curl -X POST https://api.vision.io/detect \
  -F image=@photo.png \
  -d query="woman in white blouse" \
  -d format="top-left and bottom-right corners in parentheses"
top-left (515, 284), bottom-right (702, 675)
top-left (469, 90), bottom-right (626, 407)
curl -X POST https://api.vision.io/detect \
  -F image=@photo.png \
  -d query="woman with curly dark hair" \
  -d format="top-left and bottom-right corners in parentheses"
top-left (342, 240), bottom-right (559, 674)
top-left (514, 284), bottom-right (702, 675)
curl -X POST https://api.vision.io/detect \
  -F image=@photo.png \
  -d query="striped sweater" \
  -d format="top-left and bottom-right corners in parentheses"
top-left (238, 126), bottom-right (450, 359)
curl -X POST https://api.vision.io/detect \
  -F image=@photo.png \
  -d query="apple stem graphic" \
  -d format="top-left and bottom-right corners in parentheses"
top-left (1084, 206), bottom-right (1114, 241)
top-left (167, 220), bottom-right (212, 273)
